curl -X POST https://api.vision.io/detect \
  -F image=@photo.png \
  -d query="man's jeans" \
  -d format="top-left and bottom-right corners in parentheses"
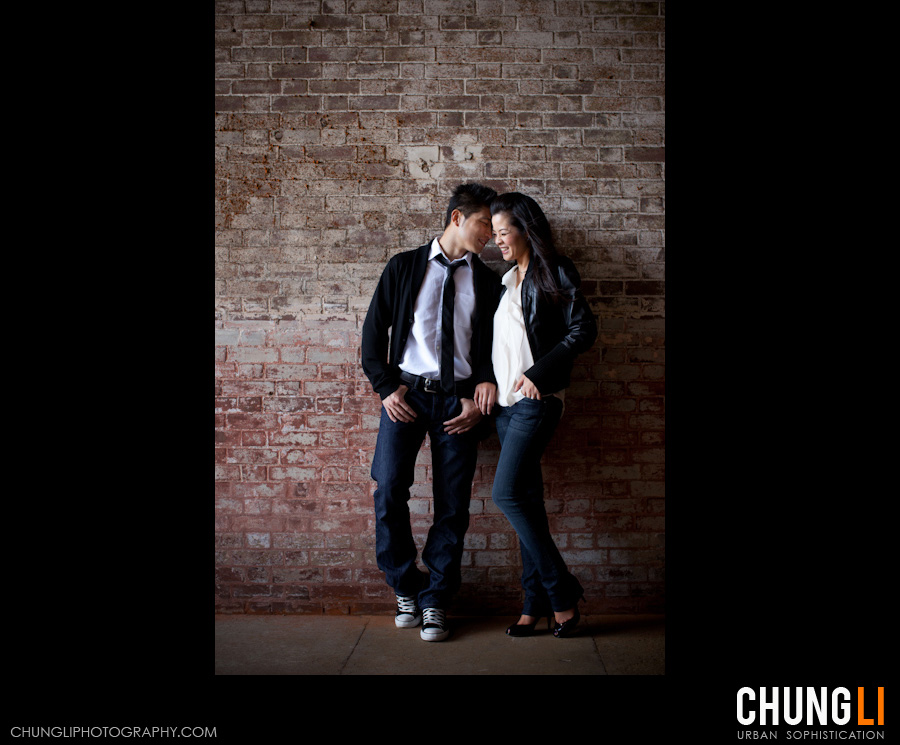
top-left (493, 396), bottom-right (583, 615)
top-left (371, 387), bottom-right (479, 610)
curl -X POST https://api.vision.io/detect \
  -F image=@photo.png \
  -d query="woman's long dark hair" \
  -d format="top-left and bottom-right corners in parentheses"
top-left (491, 192), bottom-right (569, 305)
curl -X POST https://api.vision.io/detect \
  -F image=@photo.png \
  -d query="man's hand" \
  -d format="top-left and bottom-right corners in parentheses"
top-left (382, 384), bottom-right (417, 423)
top-left (514, 374), bottom-right (541, 400)
top-left (443, 397), bottom-right (483, 435)
top-left (474, 381), bottom-right (497, 416)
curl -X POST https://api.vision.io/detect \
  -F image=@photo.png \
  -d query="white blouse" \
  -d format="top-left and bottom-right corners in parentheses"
top-left (492, 266), bottom-right (565, 408)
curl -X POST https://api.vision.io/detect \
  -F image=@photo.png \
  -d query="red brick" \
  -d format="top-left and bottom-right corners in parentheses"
top-left (215, 0), bottom-right (665, 616)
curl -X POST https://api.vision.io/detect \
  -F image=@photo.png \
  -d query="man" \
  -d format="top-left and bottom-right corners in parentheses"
top-left (361, 183), bottom-right (501, 642)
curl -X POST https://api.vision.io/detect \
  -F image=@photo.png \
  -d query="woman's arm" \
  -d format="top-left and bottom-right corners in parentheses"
top-left (522, 257), bottom-right (598, 392)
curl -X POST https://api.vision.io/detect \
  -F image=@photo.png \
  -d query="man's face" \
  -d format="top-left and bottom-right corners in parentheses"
top-left (455, 206), bottom-right (492, 254)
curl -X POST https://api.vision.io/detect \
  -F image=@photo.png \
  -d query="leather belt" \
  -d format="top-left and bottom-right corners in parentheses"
top-left (399, 371), bottom-right (474, 398)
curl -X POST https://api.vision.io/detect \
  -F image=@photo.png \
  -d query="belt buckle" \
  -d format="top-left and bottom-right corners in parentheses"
top-left (422, 377), bottom-right (438, 394)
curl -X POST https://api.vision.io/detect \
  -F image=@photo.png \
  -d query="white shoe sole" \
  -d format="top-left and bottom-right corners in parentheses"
top-left (395, 614), bottom-right (421, 628)
top-left (420, 627), bottom-right (449, 642)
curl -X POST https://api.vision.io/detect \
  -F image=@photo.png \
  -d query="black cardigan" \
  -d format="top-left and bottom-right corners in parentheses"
top-left (361, 243), bottom-right (502, 400)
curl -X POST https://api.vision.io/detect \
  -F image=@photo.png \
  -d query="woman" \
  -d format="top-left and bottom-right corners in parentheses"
top-left (475, 192), bottom-right (598, 638)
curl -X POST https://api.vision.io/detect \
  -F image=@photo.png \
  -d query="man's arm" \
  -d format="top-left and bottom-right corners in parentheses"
top-left (361, 256), bottom-right (419, 422)
top-left (470, 261), bottom-right (503, 387)
top-left (467, 262), bottom-right (501, 417)
top-left (360, 257), bottom-right (402, 400)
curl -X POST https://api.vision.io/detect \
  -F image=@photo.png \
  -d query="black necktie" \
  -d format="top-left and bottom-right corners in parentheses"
top-left (435, 255), bottom-right (465, 394)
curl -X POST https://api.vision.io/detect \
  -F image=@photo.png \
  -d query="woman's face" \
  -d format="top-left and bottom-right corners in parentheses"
top-left (492, 211), bottom-right (531, 266)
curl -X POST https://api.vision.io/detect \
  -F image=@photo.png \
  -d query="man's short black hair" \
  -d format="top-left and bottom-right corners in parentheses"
top-left (444, 183), bottom-right (498, 228)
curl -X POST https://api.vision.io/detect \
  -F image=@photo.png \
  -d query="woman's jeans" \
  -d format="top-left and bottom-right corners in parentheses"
top-left (493, 396), bottom-right (584, 615)
top-left (371, 388), bottom-right (479, 610)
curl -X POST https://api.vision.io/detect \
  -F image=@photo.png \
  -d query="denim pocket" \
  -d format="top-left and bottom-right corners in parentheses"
top-left (516, 396), bottom-right (545, 411)
top-left (508, 397), bottom-right (545, 433)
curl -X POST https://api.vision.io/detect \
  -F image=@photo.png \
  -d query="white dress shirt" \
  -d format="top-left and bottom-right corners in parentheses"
top-left (399, 238), bottom-right (476, 382)
top-left (492, 266), bottom-right (565, 407)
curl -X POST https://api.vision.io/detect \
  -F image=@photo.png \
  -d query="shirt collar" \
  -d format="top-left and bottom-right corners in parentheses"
top-left (501, 265), bottom-right (519, 288)
top-left (429, 238), bottom-right (472, 268)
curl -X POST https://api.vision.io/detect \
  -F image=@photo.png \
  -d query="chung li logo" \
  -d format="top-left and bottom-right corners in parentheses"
top-left (736, 686), bottom-right (885, 740)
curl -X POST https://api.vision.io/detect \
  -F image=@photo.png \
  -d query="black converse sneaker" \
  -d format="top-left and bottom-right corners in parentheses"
top-left (395, 594), bottom-right (421, 628)
top-left (419, 607), bottom-right (449, 642)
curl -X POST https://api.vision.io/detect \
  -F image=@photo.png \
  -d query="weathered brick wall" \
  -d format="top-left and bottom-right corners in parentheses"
top-left (215, 0), bottom-right (664, 615)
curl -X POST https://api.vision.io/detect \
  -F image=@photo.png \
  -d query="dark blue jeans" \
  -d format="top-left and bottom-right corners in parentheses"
top-left (493, 396), bottom-right (584, 615)
top-left (371, 388), bottom-right (479, 610)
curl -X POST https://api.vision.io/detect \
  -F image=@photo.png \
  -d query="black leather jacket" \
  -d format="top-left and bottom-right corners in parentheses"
top-left (506, 255), bottom-right (598, 395)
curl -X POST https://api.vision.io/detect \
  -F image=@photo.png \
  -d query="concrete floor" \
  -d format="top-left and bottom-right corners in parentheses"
top-left (215, 613), bottom-right (665, 675)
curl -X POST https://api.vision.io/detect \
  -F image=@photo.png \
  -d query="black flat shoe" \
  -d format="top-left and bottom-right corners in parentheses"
top-left (506, 614), bottom-right (553, 637)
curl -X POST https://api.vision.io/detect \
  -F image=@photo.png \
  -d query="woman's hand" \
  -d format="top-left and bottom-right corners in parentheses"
top-left (514, 375), bottom-right (541, 400)
top-left (474, 382), bottom-right (497, 416)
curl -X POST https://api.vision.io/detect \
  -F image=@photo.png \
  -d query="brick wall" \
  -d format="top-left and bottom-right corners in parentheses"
top-left (215, 0), bottom-right (664, 615)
